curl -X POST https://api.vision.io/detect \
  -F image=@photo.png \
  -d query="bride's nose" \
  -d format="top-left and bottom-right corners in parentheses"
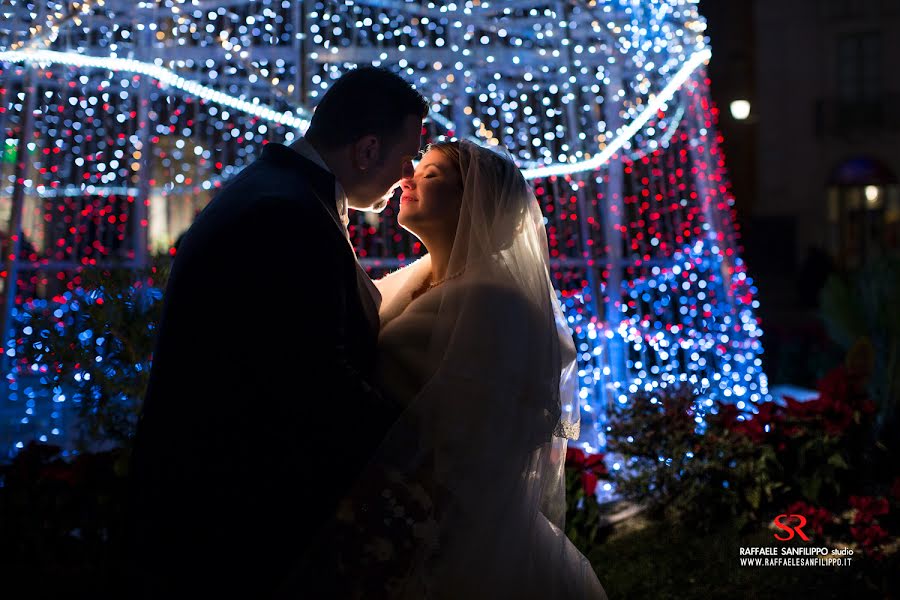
top-left (401, 176), bottom-right (415, 191)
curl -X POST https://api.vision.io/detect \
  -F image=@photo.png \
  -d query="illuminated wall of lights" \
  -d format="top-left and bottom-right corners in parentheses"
top-left (0, 0), bottom-right (769, 469)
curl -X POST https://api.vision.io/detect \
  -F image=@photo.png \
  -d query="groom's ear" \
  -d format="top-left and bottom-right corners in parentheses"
top-left (353, 135), bottom-right (381, 172)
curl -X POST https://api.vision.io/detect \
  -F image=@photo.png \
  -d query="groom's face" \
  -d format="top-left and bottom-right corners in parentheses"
top-left (349, 114), bottom-right (422, 212)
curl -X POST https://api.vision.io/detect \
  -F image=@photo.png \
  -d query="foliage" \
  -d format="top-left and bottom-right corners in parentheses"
top-left (564, 447), bottom-right (610, 551)
top-left (605, 384), bottom-right (775, 534)
top-left (763, 316), bottom-right (845, 391)
top-left (606, 341), bottom-right (897, 560)
top-left (587, 518), bottom-right (899, 600)
top-left (820, 256), bottom-right (900, 454)
top-left (11, 255), bottom-right (170, 449)
top-left (0, 441), bottom-right (129, 598)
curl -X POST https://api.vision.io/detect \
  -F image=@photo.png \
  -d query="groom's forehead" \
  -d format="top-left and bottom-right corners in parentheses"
top-left (404, 147), bottom-right (426, 164)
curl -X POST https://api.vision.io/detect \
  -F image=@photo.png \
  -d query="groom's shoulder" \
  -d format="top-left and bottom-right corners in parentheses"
top-left (216, 148), bottom-right (309, 200)
top-left (203, 152), bottom-right (322, 219)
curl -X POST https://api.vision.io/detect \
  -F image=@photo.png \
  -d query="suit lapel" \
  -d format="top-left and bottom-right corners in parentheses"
top-left (266, 145), bottom-right (383, 333)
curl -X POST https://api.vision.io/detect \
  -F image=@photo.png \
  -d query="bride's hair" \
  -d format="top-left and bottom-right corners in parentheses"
top-left (427, 140), bottom-right (530, 253)
top-left (427, 141), bottom-right (462, 180)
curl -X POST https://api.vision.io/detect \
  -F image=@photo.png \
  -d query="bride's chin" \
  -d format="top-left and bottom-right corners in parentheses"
top-left (397, 214), bottom-right (418, 234)
top-left (398, 221), bottom-right (419, 237)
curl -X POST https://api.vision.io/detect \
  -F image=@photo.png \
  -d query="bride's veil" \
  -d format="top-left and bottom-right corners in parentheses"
top-left (323, 140), bottom-right (589, 598)
top-left (430, 138), bottom-right (581, 524)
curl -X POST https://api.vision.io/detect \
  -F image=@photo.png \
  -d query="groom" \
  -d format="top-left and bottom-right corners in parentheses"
top-left (127, 67), bottom-right (428, 597)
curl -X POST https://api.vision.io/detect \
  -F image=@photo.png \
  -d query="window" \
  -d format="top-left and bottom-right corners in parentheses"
top-left (836, 32), bottom-right (883, 129)
top-left (820, 0), bottom-right (885, 19)
top-left (827, 159), bottom-right (899, 268)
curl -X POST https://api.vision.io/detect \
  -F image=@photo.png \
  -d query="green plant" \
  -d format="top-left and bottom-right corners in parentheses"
top-left (605, 384), bottom-right (776, 533)
top-left (13, 255), bottom-right (171, 449)
top-left (820, 256), bottom-right (900, 453)
top-left (564, 447), bottom-right (609, 552)
top-left (0, 441), bottom-right (130, 597)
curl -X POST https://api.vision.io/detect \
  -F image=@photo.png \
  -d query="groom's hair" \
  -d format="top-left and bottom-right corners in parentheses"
top-left (305, 67), bottom-right (428, 153)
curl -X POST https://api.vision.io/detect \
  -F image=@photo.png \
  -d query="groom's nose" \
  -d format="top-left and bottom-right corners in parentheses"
top-left (401, 158), bottom-right (415, 179)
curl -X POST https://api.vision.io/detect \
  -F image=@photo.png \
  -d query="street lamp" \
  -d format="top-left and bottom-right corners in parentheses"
top-left (730, 99), bottom-right (751, 120)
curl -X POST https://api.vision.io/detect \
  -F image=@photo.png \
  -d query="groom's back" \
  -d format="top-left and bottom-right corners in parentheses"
top-left (126, 145), bottom-right (385, 598)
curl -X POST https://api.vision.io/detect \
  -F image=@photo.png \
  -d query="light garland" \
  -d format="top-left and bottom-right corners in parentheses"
top-left (0, 46), bottom-right (707, 181)
top-left (0, 1), bottom-right (769, 469)
top-left (0, 49), bottom-right (308, 129)
top-left (521, 47), bottom-right (710, 179)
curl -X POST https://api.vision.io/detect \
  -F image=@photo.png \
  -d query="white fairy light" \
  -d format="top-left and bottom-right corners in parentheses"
top-left (0, 49), bottom-right (309, 129)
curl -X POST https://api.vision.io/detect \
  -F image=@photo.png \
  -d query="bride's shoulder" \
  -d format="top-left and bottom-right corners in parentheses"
top-left (374, 254), bottom-right (431, 293)
top-left (446, 275), bottom-right (537, 316)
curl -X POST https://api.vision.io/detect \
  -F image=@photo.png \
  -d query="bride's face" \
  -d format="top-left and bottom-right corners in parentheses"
top-left (397, 148), bottom-right (463, 239)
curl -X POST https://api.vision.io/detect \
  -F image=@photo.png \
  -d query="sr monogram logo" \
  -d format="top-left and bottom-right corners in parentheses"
top-left (772, 514), bottom-right (810, 541)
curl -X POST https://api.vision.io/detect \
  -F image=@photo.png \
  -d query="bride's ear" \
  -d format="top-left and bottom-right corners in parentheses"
top-left (353, 135), bottom-right (381, 172)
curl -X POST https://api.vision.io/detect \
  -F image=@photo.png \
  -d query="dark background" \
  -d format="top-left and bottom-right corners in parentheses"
top-left (697, 0), bottom-right (899, 389)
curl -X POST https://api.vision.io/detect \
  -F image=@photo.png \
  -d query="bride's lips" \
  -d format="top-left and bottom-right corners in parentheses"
top-left (400, 194), bottom-right (418, 204)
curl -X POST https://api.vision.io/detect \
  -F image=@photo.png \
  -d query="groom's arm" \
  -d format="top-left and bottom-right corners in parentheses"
top-left (243, 194), bottom-right (399, 430)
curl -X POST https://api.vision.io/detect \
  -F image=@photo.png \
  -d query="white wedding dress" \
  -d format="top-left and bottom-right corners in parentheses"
top-left (370, 253), bottom-right (607, 600)
top-left (327, 140), bottom-right (606, 599)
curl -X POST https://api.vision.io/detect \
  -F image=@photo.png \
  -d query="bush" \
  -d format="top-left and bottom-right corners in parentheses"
top-left (605, 342), bottom-right (897, 560)
top-left (10, 256), bottom-right (170, 450)
top-left (564, 446), bottom-right (611, 551)
top-left (605, 384), bottom-right (775, 533)
top-left (820, 257), bottom-right (900, 456)
top-left (0, 441), bottom-right (129, 597)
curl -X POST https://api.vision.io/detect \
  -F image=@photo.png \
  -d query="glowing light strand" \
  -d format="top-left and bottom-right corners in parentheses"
top-left (0, 48), bottom-right (309, 129)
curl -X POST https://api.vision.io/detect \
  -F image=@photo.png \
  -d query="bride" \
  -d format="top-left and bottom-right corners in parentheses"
top-left (305, 140), bottom-right (607, 599)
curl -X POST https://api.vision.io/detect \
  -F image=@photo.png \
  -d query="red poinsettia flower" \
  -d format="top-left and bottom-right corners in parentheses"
top-left (822, 401), bottom-right (854, 435)
top-left (565, 447), bottom-right (586, 468)
top-left (781, 424), bottom-right (803, 437)
top-left (715, 402), bottom-right (740, 428)
top-left (38, 462), bottom-right (80, 486)
top-left (731, 418), bottom-right (765, 443)
top-left (755, 401), bottom-right (784, 425)
top-left (584, 452), bottom-right (609, 477)
top-left (814, 363), bottom-right (876, 424)
top-left (582, 453), bottom-right (608, 496)
top-left (849, 496), bottom-right (890, 524)
top-left (850, 523), bottom-right (889, 550)
top-left (581, 471), bottom-right (599, 496)
top-left (786, 500), bottom-right (833, 537)
top-left (566, 448), bottom-right (608, 496)
top-left (817, 365), bottom-right (849, 401)
top-left (784, 396), bottom-right (819, 420)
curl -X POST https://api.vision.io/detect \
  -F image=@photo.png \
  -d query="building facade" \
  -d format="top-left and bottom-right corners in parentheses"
top-left (755, 0), bottom-right (900, 273)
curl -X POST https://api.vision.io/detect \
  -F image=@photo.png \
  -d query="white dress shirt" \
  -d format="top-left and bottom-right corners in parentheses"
top-left (289, 137), bottom-right (351, 240)
top-left (287, 137), bottom-right (383, 317)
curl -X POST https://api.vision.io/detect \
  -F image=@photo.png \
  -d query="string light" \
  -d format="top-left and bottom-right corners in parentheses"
top-left (521, 48), bottom-right (710, 179)
top-left (0, 0), bottom-right (769, 463)
top-left (0, 49), bottom-right (308, 128)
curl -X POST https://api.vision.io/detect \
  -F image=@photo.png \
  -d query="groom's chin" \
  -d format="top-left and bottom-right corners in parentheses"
top-left (350, 198), bottom-right (391, 212)
top-left (371, 197), bottom-right (390, 212)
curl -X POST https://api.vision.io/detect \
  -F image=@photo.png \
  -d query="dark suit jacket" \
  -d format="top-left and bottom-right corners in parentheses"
top-left (126, 143), bottom-right (400, 597)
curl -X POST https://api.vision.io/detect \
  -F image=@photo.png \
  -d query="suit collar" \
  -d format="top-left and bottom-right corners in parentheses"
top-left (260, 142), bottom-right (337, 217)
top-left (259, 142), bottom-right (381, 328)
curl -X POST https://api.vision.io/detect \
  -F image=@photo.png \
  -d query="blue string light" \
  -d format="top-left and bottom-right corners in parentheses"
top-left (0, 0), bottom-right (769, 461)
